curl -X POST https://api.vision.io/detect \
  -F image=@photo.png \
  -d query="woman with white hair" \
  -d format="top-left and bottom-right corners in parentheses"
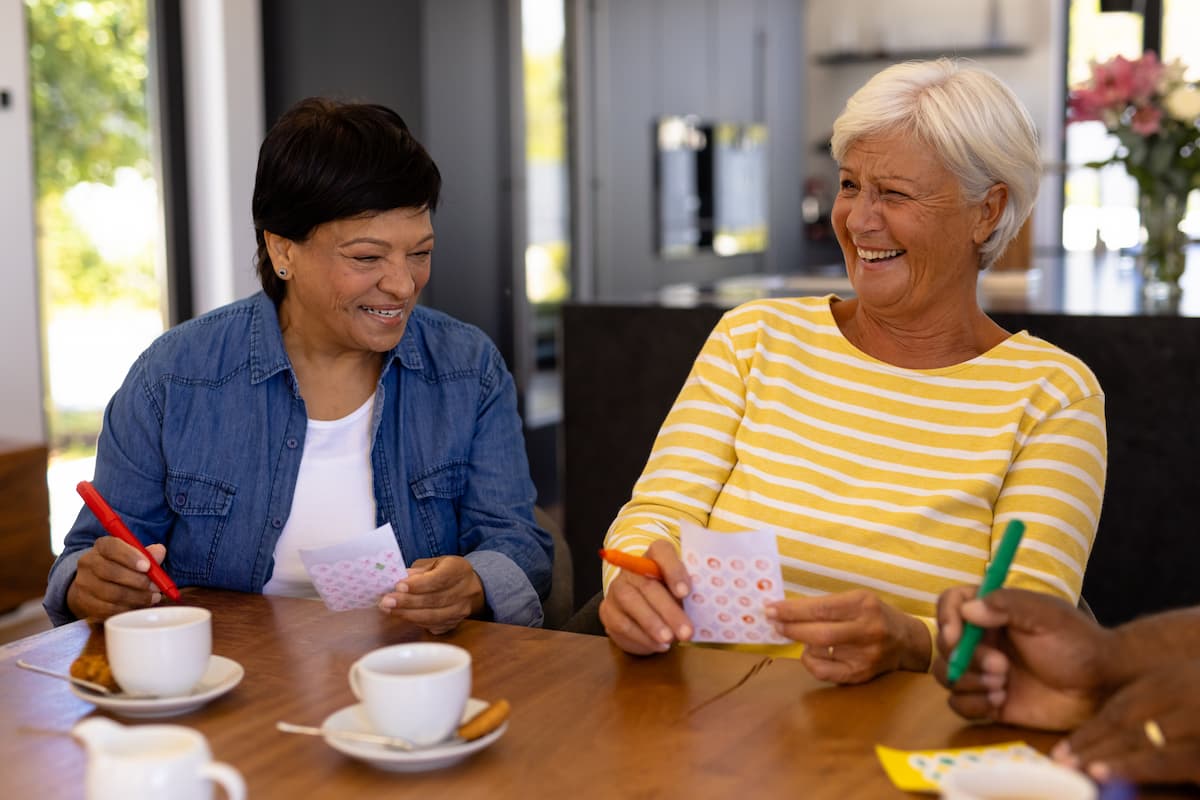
top-left (599, 59), bottom-right (1107, 683)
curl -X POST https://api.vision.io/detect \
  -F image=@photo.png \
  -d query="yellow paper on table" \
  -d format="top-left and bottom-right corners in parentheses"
top-left (875, 741), bottom-right (1049, 793)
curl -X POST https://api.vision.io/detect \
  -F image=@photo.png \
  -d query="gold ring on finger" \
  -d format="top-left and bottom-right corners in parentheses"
top-left (1144, 719), bottom-right (1167, 749)
top-left (827, 645), bottom-right (835, 658)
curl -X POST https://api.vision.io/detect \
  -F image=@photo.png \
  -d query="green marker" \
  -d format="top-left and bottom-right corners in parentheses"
top-left (947, 518), bottom-right (1026, 684)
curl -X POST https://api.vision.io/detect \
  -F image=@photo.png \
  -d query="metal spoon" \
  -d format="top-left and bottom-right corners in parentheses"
top-left (15, 659), bottom-right (119, 696)
top-left (276, 721), bottom-right (416, 751)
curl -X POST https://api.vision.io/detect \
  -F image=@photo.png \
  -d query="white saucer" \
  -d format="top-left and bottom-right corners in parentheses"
top-left (70, 655), bottom-right (244, 718)
top-left (320, 698), bottom-right (507, 772)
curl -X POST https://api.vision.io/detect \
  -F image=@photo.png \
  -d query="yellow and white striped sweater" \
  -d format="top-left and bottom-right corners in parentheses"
top-left (603, 296), bottom-right (1106, 657)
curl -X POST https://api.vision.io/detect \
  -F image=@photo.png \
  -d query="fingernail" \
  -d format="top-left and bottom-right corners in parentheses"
top-left (657, 641), bottom-right (671, 652)
top-left (379, 597), bottom-right (396, 609)
top-left (150, 592), bottom-right (162, 604)
top-left (764, 606), bottom-right (777, 619)
top-left (674, 582), bottom-right (689, 598)
top-left (394, 583), bottom-right (410, 593)
top-left (1050, 740), bottom-right (1075, 766)
top-left (136, 558), bottom-right (150, 571)
top-left (1088, 762), bottom-right (1110, 782)
top-left (678, 624), bottom-right (692, 640)
top-left (658, 627), bottom-right (673, 643)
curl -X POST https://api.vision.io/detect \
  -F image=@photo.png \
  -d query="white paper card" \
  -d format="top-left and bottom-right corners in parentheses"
top-left (299, 523), bottom-right (408, 612)
top-left (680, 522), bottom-right (789, 645)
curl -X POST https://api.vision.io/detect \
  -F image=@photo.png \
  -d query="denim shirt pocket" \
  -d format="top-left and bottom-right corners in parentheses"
top-left (409, 461), bottom-right (467, 557)
top-left (164, 470), bottom-right (237, 582)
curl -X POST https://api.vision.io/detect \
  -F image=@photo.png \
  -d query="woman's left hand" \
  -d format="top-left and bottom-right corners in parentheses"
top-left (377, 556), bottom-right (487, 634)
top-left (1053, 659), bottom-right (1200, 787)
top-left (766, 589), bottom-right (931, 684)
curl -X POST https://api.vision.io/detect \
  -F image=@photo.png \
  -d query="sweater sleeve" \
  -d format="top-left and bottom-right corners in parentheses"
top-left (602, 314), bottom-right (749, 591)
top-left (992, 394), bottom-right (1107, 604)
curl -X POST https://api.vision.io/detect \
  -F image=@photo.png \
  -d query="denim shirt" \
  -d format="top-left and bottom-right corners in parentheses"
top-left (44, 292), bottom-right (552, 627)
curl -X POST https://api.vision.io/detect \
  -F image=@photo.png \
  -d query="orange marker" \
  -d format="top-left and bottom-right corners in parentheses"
top-left (598, 548), bottom-right (663, 580)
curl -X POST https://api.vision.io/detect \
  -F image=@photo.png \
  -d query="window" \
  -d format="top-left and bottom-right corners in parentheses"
top-left (26, 0), bottom-right (172, 551)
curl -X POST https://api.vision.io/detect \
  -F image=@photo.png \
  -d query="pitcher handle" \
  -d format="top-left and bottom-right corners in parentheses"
top-left (201, 761), bottom-right (246, 800)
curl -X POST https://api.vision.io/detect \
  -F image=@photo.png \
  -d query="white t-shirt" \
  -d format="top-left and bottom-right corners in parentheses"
top-left (262, 393), bottom-right (377, 597)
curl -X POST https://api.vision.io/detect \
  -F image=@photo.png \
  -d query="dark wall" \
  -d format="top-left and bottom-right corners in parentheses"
top-left (562, 302), bottom-right (1200, 626)
top-left (262, 0), bottom-right (425, 131)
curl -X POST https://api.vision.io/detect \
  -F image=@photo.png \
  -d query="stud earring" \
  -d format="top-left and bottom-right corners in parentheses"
top-left (277, 269), bottom-right (287, 278)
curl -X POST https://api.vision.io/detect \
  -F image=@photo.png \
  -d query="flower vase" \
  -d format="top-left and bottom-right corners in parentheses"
top-left (1137, 188), bottom-right (1189, 313)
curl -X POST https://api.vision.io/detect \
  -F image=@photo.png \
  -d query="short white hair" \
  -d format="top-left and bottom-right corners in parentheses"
top-left (830, 59), bottom-right (1040, 270)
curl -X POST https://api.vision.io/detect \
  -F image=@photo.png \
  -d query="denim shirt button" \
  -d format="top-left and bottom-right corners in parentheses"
top-left (272, 517), bottom-right (284, 529)
top-left (285, 437), bottom-right (298, 449)
top-left (174, 493), bottom-right (187, 506)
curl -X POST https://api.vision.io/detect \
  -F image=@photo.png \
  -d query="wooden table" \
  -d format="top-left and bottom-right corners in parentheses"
top-left (3, 589), bottom-right (1195, 799)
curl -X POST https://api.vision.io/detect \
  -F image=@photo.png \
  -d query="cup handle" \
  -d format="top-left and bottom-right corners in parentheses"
top-left (202, 761), bottom-right (246, 800)
top-left (349, 663), bottom-right (363, 701)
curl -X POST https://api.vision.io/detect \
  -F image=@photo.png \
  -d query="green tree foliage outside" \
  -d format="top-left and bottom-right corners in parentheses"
top-left (524, 50), bottom-right (566, 164)
top-left (26, 0), bottom-right (158, 308)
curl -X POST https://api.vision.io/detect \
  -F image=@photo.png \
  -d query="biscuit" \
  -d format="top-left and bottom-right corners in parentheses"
top-left (69, 623), bottom-right (120, 692)
top-left (456, 698), bottom-right (510, 741)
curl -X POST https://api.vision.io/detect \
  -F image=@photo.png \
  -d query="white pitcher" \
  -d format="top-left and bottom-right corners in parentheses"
top-left (73, 717), bottom-right (245, 800)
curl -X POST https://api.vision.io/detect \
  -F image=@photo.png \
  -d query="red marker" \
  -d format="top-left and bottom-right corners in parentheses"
top-left (76, 480), bottom-right (181, 602)
top-left (598, 548), bottom-right (663, 580)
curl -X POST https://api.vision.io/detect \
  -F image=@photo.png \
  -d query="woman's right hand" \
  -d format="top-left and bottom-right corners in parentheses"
top-left (66, 538), bottom-right (166, 621)
top-left (598, 540), bottom-right (694, 654)
top-left (933, 586), bottom-right (1113, 731)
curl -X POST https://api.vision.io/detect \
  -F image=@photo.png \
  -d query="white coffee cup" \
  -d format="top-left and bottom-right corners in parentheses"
top-left (349, 642), bottom-right (471, 746)
top-left (74, 717), bottom-right (245, 800)
top-left (104, 606), bottom-right (212, 697)
top-left (940, 761), bottom-right (1098, 800)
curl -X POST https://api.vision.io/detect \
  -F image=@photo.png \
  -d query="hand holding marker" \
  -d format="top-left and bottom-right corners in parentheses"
top-left (946, 519), bottom-right (1026, 684)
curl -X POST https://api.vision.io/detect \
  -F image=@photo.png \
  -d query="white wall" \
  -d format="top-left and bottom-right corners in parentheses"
top-left (0, 0), bottom-right (47, 443)
top-left (182, 0), bottom-right (264, 313)
top-left (805, 0), bottom-right (1066, 251)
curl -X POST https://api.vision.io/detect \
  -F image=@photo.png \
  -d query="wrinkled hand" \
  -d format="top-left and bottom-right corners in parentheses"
top-left (1053, 659), bottom-right (1200, 787)
top-left (599, 540), bottom-right (693, 655)
top-left (766, 589), bottom-right (930, 684)
top-left (66, 537), bottom-right (167, 621)
top-left (378, 556), bottom-right (485, 635)
top-left (933, 586), bottom-right (1111, 731)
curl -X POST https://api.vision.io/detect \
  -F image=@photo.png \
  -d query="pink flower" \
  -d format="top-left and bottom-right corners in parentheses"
top-left (1068, 88), bottom-right (1106, 122)
top-left (1130, 104), bottom-right (1163, 135)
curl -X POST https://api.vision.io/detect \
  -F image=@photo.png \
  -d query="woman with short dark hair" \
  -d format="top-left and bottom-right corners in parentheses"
top-left (45, 97), bottom-right (552, 632)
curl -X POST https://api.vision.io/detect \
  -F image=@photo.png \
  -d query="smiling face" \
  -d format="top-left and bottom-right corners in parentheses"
top-left (269, 207), bottom-right (434, 358)
top-left (831, 134), bottom-right (1004, 319)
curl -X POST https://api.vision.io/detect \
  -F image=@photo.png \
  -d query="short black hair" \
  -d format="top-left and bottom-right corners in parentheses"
top-left (251, 97), bottom-right (442, 303)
